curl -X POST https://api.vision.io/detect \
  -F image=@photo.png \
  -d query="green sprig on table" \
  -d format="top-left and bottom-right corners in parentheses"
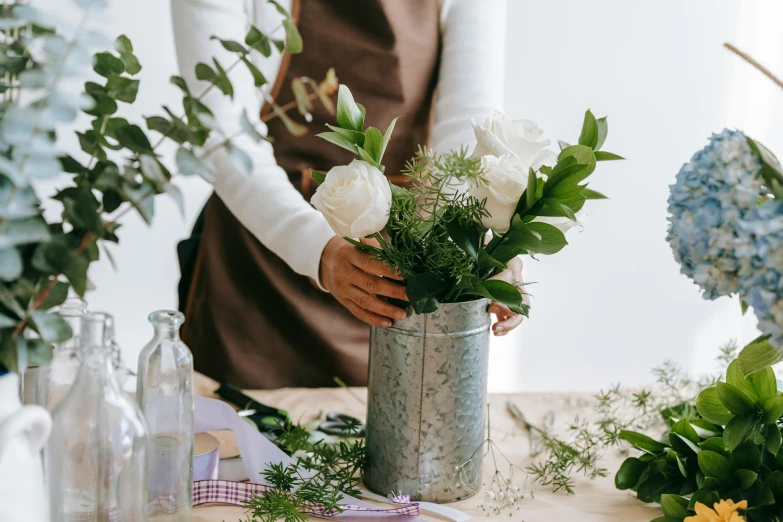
top-left (615, 352), bottom-right (783, 522)
top-left (244, 419), bottom-right (366, 522)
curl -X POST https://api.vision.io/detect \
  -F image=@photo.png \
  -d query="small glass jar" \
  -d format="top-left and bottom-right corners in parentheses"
top-left (35, 297), bottom-right (88, 410)
top-left (137, 310), bottom-right (194, 520)
top-left (46, 312), bottom-right (148, 522)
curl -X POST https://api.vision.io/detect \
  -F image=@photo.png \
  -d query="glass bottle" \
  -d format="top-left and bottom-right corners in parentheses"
top-left (46, 312), bottom-right (148, 522)
top-left (36, 297), bottom-right (88, 410)
top-left (136, 310), bottom-right (194, 521)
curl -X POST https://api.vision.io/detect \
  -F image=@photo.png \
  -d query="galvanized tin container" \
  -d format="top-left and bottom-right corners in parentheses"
top-left (364, 298), bottom-right (490, 502)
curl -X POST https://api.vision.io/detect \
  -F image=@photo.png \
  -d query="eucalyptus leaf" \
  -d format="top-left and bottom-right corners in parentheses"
top-left (241, 57), bottom-right (267, 87)
top-left (0, 217), bottom-right (51, 249)
top-left (211, 36), bottom-right (248, 54)
top-left (29, 311), bottom-right (72, 343)
top-left (0, 248), bottom-right (22, 281)
top-left (114, 34), bottom-right (133, 53)
top-left (240, 109), bottom-right (267, 144)
top-left (165, 183), bottom-right (185, 217)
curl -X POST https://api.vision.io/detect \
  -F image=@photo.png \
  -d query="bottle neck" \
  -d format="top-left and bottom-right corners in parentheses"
top-left (153, 325), bottom-right (181, 341)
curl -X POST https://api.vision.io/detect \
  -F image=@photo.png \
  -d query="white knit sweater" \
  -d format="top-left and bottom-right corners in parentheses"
top-left (171, 0), bottom-right (507, 282)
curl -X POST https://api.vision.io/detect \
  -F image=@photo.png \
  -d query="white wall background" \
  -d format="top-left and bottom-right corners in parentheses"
top-left (34, 0), bottom-right (783, 392)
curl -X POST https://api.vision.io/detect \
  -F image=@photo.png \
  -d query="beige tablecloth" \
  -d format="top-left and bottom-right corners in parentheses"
top-left (192, 374), bottom-right (661, 522)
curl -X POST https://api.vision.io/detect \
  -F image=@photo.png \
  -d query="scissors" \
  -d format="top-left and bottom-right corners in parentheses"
top-left (317, 412), bottom-right (365, 437)
top-left (216, 382), bottom-right (290, 432)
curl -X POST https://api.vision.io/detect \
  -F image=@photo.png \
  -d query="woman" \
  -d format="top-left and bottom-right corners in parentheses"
top-left (172, 0), bottom-right (523, 389)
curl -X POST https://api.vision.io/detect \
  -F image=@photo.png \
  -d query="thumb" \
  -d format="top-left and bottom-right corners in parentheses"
top-left (360, 236), bottom-right (381, 248)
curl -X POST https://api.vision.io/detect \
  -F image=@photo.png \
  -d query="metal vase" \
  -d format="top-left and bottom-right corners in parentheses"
top-left (364, 298), bottom-right (490, 502)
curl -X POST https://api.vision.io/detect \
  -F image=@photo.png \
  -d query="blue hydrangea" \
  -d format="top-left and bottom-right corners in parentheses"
top-left (666, 129), bottom-right (765, 300)
top-left (736, 200), bottom-right (783, 347)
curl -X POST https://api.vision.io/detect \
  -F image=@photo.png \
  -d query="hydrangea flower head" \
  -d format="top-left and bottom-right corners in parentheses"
top-left (667, 129), bottom-right (765, 300)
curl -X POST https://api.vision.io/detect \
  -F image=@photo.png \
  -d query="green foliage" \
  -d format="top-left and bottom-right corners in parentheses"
top-left (0, 0), bottom-right (323, 372)
top-left (244, 419), bottom-right (365, 522)
top-left (616, 351), bottom-right (783, 522)
top-left (319, 96), bottom-right (621, 314)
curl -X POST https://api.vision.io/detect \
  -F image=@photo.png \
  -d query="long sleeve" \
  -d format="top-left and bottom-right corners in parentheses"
top-left (432, 0), bottom-right (507, 153)
top-left (170, 0), bottom-right (335, 283)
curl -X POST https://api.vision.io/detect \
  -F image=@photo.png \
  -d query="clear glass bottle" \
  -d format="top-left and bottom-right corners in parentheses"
top-left (36, 297), bottom-right (88, 410)
top-left (136, 310), bottom-right (194, 521)
top-left (46, 312), bottom-right (148, 522)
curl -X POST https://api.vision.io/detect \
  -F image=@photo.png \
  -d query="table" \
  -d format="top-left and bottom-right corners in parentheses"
top-left (191, 373), bottom-right (661, 522)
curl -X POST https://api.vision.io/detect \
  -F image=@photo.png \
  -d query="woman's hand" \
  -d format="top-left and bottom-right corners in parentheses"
top-left (488, 256), bottom-right (528, 336)
top-left (319, 237), bottom-right (408, 327)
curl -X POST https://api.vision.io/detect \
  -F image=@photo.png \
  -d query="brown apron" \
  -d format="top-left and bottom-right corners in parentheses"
top-left (182, 0), bottom-right (441, 389)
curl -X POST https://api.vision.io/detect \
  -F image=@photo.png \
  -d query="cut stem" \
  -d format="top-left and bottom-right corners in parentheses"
top-left (724, 42), bottom-right (783, 91)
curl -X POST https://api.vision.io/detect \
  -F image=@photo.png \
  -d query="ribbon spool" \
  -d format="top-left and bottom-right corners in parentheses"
top-left (193, 432), bottom-right (220, 481)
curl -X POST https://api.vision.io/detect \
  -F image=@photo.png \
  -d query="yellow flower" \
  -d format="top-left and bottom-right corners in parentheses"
top-left (684, 499), bottom-right (747, 522)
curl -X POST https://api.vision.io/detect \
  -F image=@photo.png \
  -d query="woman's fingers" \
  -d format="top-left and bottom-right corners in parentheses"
top-left (348, 248), bottom-right (403, 280)
top-left (341, 299), bottom-right (394, 328)
top-left (347, 287), bottom-right (407, 322)
top-left (493, 313), bottom-right (524, 336)
top-left (352, 267), bottom-right (408, 301)
top-left (488, 302), bottom-right (512, 317)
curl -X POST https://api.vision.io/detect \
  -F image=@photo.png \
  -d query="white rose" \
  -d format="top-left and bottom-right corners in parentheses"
top-left (472, 111), bottom-right (556, 169)
top-left (311, 159), bottom-right (392, 238)
top-left (470, 155), bottom-right (530, 234)
top-left (533, 210), bottom-right (586, 235)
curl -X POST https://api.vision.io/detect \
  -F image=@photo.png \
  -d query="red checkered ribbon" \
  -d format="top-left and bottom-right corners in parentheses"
top-left (193, 480), bottom-right (421, 517)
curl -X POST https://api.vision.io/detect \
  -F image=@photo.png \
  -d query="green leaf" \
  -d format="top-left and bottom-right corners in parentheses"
top-left (114, 34), bottom-right (133, 53)
top-left (445, 218), bottom-right (480, 260)
top-left (195, 62), bottom-right (218, 83)
top-left (492, 221), bottom-right (568, 263)
top-left (0, 217), bottom-right (51, 249)
top-left (477, 250), bottom-right (506, 275)
top-left (405, 273), bottom-right (450, 314)
top-left (688, 488), bottom-right (720, 511)
top-left (696, 387), bottom-right (735, 425)
top-left (362, 127), bottom-right (383, 164)
top-left (241, 57), bottom-right (267, 87)
top-left (379, 117), bottom-right (398, 164)
top-left (671, 419), bottom-right (700, 444)
top-left (727, 359), bottom-right (764, 400)
top-left (660, 494), bottom-right (690, 518)
top-left (170, 75), bottom-right (190, 94)
top-left (578, 109), bottom-right (599, 149)
top-left (25, 339), bottom-right (54, 367)
top-left (716, 382), bottom-right (757, 416)
top-left (723, 415), bottom-right (756, 451)
top-left (317, 131), bottom-right (361, 154)
top-left (29, 311), bottom-right (72, 343)
top-left (766, 470), bottom-right (783, 499)
top-left (282, 18), bottom-right (303, 54)
top-left (114, 124), bottom-right (153, 153)
top-left (766, 425), bottom-right (782, 455)
top-left (310, 170), bottom-right (326, 184)
top-left (733, 469), bottom-right (758, 490)
top-left (176, 147), bottom-right (213, 181)
top-left (697, 451), bottom-right (733, 483)
top-left (211, 58), bottom-right (234, 98)
top-left (615, 457), bottom-right (645, 490)
top-left (760, 395), bottom-right (783, 424)
top-left (669, 433), bottom-right (700, 455)
top-left (356, 147), bottom-right (383, 171)
top-left (636, 473), bottom-right (681, 504)
top-left (619, 430), bottom-right (667, 453)
top-left (0, 248), bottom-right (22, 281)
top-left (335, 85), bottom-right (364, 132)
top-left (594, 151), bottom-right (624, 161)
top-left (481, 280), bottom-right (525, 315)
top-left (245, 26), bottom-right (272, 57)
top-left (730, 440), bottom-right (761, 471)
top-left (210, 36), bottom-right (248, 54)
top-left (0, 313), bottom-right (17, 329)
top-left (746, 479), bottom-right (776, 507)
top-left (526, 168), bottom-right (538, 210)
top-left (92, 52), bottom-right (124, 77)
top-left (37, 281), bottom-right (69, 311)
top-left (240, 109), bottom-right (266, 144)
top-left (583, 188), bottom-right (608, 200)
top-left (595, 117), bottom-right (608, 150)
top-left (738, 335), bottom-right (783, 376)
top-left (106, 75), bottom-right (139, 104)
top-left (118, 52), bottom-right (141, 75)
